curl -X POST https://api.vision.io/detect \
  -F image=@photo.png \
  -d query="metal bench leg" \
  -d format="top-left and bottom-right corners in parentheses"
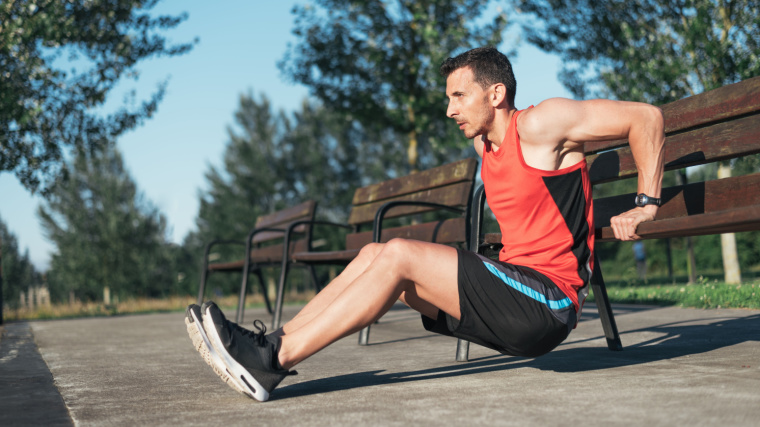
top-left (591, 253), bottom-right (623, 351)
top-left (456, 339), bottom-right (470, 362)
top-left (273, 260), bottom-right (291, 330)
top-left (254, 269), bottom-right (272, 315)
top-left (358, 325), bottom-right (370, 345)
top-left (308, 265), bottom-right (321, 293)
top-left (236, 263), bottom-right (253, 324)
top-left (197, 243), bottom-right (213, 305)
top-left (197, 268), bottom-right (210, 306)
top-left (452, 185), bottom-right (484, 361)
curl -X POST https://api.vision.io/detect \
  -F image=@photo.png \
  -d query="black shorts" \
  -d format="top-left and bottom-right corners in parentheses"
top-left (422, 248), bottom-right (577, 358)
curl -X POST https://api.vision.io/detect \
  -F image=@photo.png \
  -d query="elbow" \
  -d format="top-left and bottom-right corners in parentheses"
top-left (645, 104), bottom-right (666, 148)
top-left (649, 105), bottom-right (665, 133)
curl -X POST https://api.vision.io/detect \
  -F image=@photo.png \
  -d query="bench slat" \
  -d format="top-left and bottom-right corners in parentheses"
top-left (252, 201), bottom-right (317, 244)
top-left (585, 76), bottom-right (760, 154)
top-left (351, 158), bottom-right (478, 205)
top-left (255, 200), bottom-right (317, 228)
top-left (252, 228), bottom-right (307, 243)
top-left (348, 181), bottom-right (473, 225)
top-left (344, 217), bottom-right (468, 250)
top-left (596, 205), bottom-right (760, 242)
top-left (588, 114), bottom-right (760, 183)
top-left (482, 205), bottom-right (760, 248)
top-left (208, 239), bottom-right (310, 271)
top-left (594, 173), bottom-right (760, 227)
top-left (291, 249), bottom-right (359, 264)
top-left (481, 173), bottom-right (760, 247)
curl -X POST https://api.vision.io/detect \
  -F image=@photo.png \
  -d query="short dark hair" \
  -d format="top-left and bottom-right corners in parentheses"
top-left (440, 46), bottom-right (517, 107)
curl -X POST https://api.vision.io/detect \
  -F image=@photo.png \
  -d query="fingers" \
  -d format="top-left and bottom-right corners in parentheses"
top-left (611, 208), bottom-right (657, 241)
top-left (611, 215), bottom-right (641, 241)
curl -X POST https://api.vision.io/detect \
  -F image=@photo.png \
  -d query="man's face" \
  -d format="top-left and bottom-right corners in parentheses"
top-left (445, 67), bottom-right (494, 140)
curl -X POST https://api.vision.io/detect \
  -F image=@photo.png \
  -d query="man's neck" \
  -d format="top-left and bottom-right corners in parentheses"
top-left (483, 107), bottom-right (517, 149)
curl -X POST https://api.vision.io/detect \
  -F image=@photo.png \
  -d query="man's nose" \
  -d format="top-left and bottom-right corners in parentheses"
top-left (446, 103), bottom-right (457, 118)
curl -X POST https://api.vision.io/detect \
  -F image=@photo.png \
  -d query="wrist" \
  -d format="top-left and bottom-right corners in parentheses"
top-left (640, 204), bottom-right (659, 218)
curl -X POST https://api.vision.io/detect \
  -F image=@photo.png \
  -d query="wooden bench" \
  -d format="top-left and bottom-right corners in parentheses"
top-left (196, 200), bottom-right (318, 324)
top-left (467, 76), bottom-right (760, 361)
top-left (272, 158), bottom-right (480, 347)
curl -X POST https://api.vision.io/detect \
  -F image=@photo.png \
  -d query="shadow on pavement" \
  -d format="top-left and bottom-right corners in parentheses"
top-left (274, 313), bottom-right (760, 401)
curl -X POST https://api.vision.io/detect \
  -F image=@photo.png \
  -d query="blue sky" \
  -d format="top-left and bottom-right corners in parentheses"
top-left (0, 0), bottom-right (571, 270)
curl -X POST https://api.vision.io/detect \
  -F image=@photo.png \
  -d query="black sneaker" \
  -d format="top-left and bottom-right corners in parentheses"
top-left (201, 301), bottom-right (296, 402)
top-left (184, 304), bottom-right (245, 394)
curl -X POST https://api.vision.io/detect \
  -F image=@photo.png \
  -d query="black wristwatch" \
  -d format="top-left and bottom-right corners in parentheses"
top-left (635, 193), bottom-right (661, 207)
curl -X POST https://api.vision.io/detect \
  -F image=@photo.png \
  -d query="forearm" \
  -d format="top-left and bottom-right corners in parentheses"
top-left (629, 105), bottom-right (666, 213)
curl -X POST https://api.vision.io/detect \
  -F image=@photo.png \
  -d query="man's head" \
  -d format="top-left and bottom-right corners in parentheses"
top-left (441, 47), bottom-right (516, 139)
top-left (440, 46), bottom-right (516, 108)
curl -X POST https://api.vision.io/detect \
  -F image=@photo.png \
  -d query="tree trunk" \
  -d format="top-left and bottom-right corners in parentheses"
top-left (406, 104), bottom-right (418, 172)
top-left (665, 238), bottom-right (674, 284)
top-left (677, 171), bottom-right (697, 283)
top-left (685, 236), bottom-right (697, 284)
top-left (717, 162), bottom-right (742, 284)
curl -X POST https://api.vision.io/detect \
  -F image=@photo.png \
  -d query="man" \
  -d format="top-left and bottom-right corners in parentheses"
top-left (185, 46), bottom-right (665, 402)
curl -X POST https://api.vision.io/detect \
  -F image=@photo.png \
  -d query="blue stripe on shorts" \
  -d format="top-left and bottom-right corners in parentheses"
top-left (482, 261), bottom-right (574, 310)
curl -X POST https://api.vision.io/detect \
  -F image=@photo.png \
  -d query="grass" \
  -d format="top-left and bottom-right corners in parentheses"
top-left (591, 277), bottom-right (760, 309)
top-left (3, 278), bottom-right (758, 322)
top-left (2, 291), bottom-right (316, 322)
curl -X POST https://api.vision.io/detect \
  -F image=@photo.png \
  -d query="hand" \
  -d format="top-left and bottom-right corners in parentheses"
top-left (610, 207), bottom-right (657, 241)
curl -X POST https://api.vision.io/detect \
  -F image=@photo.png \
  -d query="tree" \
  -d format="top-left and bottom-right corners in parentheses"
top-left (517, 0), bottom-right (760, 283)
top-left (38, 143), bottom-right (174, 302)
top-left (183, 91), bottom-right (407, 295)
top-left (515, 0), bottom-right (760, 102)
top-left (0, 0), bottom-right (194, 195)
top-left (278, 0), bottom-right (507, 173)
top-left (1, 215), bottom-right (42, 311)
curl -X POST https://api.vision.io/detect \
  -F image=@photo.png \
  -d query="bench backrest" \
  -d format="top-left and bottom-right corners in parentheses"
top-left (588, 76), bottom-right (760, 241)
top-left (345, 158), bottom-right (479, 250)
top-left (252, 200), bottom-right (317, 246)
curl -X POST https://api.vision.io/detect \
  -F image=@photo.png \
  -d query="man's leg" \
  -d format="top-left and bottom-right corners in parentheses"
top-left (277, 238), bottom-right (460, 369)
top-left (274, 242), bottom-right (386, 336)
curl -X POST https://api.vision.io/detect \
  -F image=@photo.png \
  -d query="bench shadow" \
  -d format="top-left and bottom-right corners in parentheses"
top-left (273, 312), bottom-right (760, 401)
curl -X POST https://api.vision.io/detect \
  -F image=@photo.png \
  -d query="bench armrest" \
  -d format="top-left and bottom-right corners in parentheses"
top-left (202, 239), bottom-right (246, 265)
top-left (373, 200), bottom-right (466, 243)
top-left (283, 220), bottom-right (353, 251)
top-left (274, 220), bottom-right (354, 270)
top-left (245, 226), bottom-right (286, 242)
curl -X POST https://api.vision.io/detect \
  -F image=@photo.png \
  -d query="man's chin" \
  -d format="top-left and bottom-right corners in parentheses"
top-left (463, 130), bottom-right (479, 139)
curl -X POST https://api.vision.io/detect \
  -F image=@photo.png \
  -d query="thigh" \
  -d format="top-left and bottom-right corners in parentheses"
top-left (381, 239), bottom-right (461, 320)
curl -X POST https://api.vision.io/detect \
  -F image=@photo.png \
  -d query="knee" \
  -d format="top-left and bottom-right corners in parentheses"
top-left (358, 242), bottom-right (383, 260)
top-left (379, 238), bottom-right (412, 262)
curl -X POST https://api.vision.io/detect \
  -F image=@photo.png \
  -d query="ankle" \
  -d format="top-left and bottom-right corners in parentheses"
top-left (276, 336), bottom-right (297, 370)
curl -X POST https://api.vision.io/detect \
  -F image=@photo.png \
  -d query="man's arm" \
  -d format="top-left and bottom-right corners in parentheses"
top-left (521, 98), bottom-right (666, 241)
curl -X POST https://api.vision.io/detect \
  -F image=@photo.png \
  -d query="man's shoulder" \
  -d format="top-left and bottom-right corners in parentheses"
top-left (516, 98), bottom-right (575, 144)
top-left (519, 98), bottom-right (575, 123)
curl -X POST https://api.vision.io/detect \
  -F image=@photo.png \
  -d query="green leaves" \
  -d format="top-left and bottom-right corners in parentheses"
top-left (279, 0), bottom-right (509, 172)
top-left (518, 0), bottom-right (760, 103)
top-left (1, 0), bottom-right (195, 195)
top-left (37, 143), bottom-right (174, 301)
top-left (0, 215), bottom-right (43, 310)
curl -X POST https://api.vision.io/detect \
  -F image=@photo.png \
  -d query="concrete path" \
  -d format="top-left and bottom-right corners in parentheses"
top-left (1, 303), bottom-right (759, 426)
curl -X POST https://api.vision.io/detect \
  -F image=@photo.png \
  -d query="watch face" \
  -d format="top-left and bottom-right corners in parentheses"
top-left (635, 194), bottom-right (647, 206)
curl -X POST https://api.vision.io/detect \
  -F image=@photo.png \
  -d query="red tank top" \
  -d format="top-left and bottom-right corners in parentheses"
top-left (481, 108), bottom-right (594, 310)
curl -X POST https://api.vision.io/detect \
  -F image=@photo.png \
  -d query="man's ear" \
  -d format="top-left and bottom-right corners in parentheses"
top-left (491, 83), bottom-right (507, 107)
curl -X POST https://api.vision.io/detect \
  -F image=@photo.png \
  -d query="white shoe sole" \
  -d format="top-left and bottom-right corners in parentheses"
top-left (185, 309), bottom-right (246, 394)
top-left (202, 306), bottom-right (270, 402)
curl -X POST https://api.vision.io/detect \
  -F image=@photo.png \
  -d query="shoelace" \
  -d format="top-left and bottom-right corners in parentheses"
top-left (227, 318), bottom-right (268, 345)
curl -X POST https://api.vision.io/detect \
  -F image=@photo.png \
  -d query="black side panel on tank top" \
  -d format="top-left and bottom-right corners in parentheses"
top-left (541, 170), bottom-right (591, 284)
